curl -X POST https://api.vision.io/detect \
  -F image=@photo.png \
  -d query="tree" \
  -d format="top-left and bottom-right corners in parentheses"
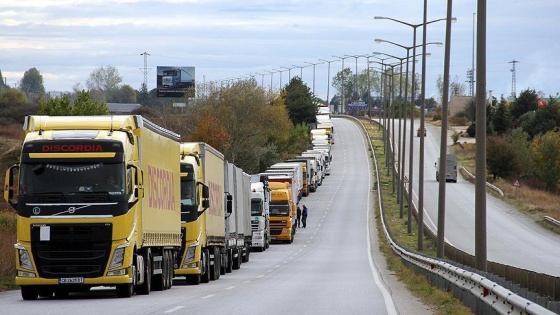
top-left (110, 84), bottom-right (137, 103)
top-left (520, 99), bottom-right (560, 139)
top-left (531, 131), bottom-right (560, 191)
top-left (508, 128), bottom-right (533, 178)
top-left (86, 65), bottom-right (123, 102)
top-left (511, 89), bottom-right (538, 119)
top-left (492, 98), bottom-right (513, 135)
top-left (0, 89), bottom-right (27, 108)
top-left (19, 67), bottom-right (46, 102)
top-left (486, 135), bottom-right (519, 179)
top-left (283, 77), bottom-right (317, 126)
top-left (0, 70), bottom-right (9, 91)
top-left (332, 68), bottom-right (355, 106)
top-left (37, 91), bottom-right (109, 115)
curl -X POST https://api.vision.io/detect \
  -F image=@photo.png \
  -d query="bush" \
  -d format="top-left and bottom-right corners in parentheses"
top-left (466, 123), bottom-right (476, 137)
top-left (451, 132), bottom-right (460, 144)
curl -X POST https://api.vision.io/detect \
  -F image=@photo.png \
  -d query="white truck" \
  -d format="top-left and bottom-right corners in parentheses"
top-left (249, 174), bottom-right (271, 252)
top-left (302, 152), bottom-right (325, 183)
top-left (436, 153), bottom-right (458, 183)
top-left (224, 162), bottom-right (252, 272)
top-left (306, 149), bottom-right (331, 176)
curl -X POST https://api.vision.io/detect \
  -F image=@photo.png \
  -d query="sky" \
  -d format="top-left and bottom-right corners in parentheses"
top-left (1, 0), bottom-right (559, 103)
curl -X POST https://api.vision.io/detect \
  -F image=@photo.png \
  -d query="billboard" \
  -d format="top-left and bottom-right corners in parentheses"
top-left (156, 66), bottom-right (195, 97)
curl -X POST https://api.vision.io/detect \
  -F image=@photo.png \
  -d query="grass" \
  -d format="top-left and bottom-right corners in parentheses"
top-left (362, 118), bottom-right (473, 315)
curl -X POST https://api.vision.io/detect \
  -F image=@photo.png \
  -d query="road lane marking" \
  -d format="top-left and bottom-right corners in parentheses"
top-left (164, 306), bottom-right (185, 313)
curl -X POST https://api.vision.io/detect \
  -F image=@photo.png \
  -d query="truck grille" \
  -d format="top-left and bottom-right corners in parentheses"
top-left (270, 228), bottom-right (283, 235)
top-left (30, 223), bottom-right (112, 279)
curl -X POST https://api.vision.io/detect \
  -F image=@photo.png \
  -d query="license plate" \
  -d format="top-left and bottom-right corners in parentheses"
top-left (59, 277), bottom-right (84, 284)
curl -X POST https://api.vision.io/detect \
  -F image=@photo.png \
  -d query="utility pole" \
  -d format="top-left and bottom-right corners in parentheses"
top-left (140, 52), bottom-right (150, 106)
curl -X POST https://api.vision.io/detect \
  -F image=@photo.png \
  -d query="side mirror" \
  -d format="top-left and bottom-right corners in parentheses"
top-left (225, 193), bottom-right (233, 217)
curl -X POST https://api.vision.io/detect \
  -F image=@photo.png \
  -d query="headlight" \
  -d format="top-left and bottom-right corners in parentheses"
top-left (185, 245), bottom-right (196, 262)
top-left (15, 244), bottom-right (33, 270)
top-left (109, 244), bottom-right (128, 269)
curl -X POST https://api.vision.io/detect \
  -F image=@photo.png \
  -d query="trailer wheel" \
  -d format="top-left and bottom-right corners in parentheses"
top-left (225, 249), bottom-right (233, 273)
top-left (232, 248), bottom-right (241, 270)
top-left (21, 286), bottom-right (39, 300)
top-left (210, 247), bottom-right (220, 281)
top-left (201, 249), bottom-right (210, 283)
top-left (242, 243), bottom-right (250, 263)
top-left (166, 250), bottom-right (174, 289)
top-left (136, 249), bottom-right (152, 295)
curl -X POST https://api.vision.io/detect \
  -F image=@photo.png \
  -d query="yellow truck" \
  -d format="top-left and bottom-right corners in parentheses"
top-left (4, 115), bottom-right (181, 299)
top-left (267, 180), bottom-right (297, 244)
top-left (176, 142), bottom-right (231, 284)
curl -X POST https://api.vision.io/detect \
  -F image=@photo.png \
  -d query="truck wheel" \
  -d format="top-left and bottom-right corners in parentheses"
top-left (242, 244), bottom-right (250, 263)
top-left (210, 247), bottom-right (220, 281)
top-left (136, 249), bottom-right (152, 295)
top-left (116, 283), bottom-right (133, 298)
top-left (186, 274), bottom-right (201, 285)
top-left (38, 289), bottom-right (53, 298)
top-left (232, 248), bottom-right (241, 270)
top-left (225, 249), bottom-right (233, 273)
top-left (21, 286), bottom-right (39, 300)
top-left (166, 250), bottom-right (174, 289)
top-left (201, 249), bottom-right (210, 283)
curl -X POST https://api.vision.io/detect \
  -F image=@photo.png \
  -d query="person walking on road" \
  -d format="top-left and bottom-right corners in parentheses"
top-left (296, 205), bottom-right (302, 228)
top-left (301, 205), bottom-right (308, 228)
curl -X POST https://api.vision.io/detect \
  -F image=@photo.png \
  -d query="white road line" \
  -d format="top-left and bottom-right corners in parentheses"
top-left (164, 306), bottom-right (185, 313)
top-left (225, 286), bottom-right (236, 290)
top-left (201, 294), bottom-right (215, 299)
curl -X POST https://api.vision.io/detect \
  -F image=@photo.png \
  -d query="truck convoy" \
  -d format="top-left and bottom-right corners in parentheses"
top-left (5, 115), bottom-right (182, 299)
top-left (4, 114), bottom-right (334, 300)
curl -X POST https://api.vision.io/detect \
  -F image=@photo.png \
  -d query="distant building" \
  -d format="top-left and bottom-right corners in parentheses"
top-left (106, 103), bottom-right (142, 114)
top-left (449, 95), bottom-right (472, 117)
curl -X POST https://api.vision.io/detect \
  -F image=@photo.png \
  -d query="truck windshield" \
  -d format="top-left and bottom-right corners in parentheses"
top-left (251, 199), bottom-right (263, 216)
top-left (269, 203), bottom-right (289, 216)
top-left (20, 162), bottom-right (125, 195)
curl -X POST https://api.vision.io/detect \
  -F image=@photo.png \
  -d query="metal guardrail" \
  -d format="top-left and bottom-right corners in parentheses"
top-left (349, 116), bottom-right (557, 315)
top-left (544, 216), bottom-right (560, 229)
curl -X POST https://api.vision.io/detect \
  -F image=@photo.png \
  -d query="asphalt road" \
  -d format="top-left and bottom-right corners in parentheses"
top-left (391, 117), bottom-right (560, 276)
top-left (0, 117), bottom-right (434, 315)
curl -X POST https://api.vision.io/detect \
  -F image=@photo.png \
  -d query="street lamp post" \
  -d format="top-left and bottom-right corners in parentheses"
top-left (319, 59), bottom-right (336, 109)
top-left (374, 38), bottom-right (442, 237)
top-left (375, 15), bottom-right (455, 247)
top-left (333, 55), bottom-right (352, 114)
top-left (265, 70), bottom-right (275, 92)
top-left (273, 68), bottom-right (284, 87)
top-left (344, 54), bottom-right (367, 107)
top-left (304, 61), bottom-right (323, 96)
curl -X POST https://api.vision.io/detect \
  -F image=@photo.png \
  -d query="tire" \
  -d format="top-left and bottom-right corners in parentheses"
top-left (242, 244), bottom-right (250, 263)
top-left (232, 248), bottom-right (241, 270)
top-left (21, 286), bottom-right (39, 300)
top-left (186, 274), bottom-right (201, 285)
top-left (225, 249), bottom-right (233, 273)
top-left (210, 247), bottom-right (220, 281)
top-left (38, 289), bottom-right (53, 298)
top-left (166, 250), bottom-right (174, 289)
top-left (54, 289), bottom-right (69, 298)
top-left (136, 249), bottom-right (151, 295)
top-left (116, 283), bottom-right (133, 298)
top-left (201, 249), bottom-right (210, 283)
